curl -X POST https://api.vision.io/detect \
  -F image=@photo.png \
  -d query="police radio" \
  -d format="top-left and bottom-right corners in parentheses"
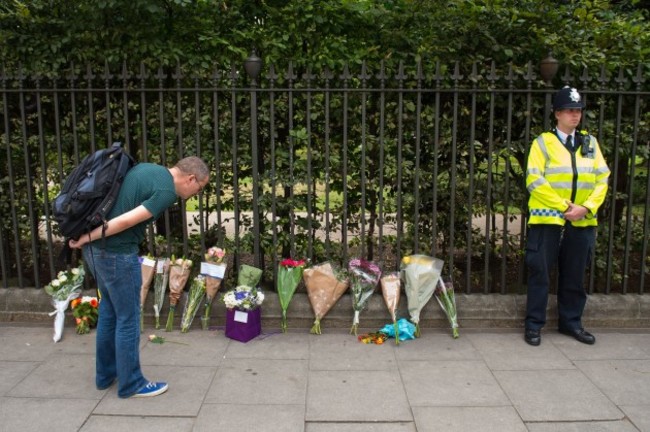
top-left (577, 132), bottom-right (594, 158)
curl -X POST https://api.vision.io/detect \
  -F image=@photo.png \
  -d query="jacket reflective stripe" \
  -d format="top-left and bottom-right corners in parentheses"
top-left (526, 132), bottom-right (610, 227)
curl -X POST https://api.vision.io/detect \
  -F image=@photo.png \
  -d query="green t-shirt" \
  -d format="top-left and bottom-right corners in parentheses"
top-left (99, 163), bottom-right (177, 253)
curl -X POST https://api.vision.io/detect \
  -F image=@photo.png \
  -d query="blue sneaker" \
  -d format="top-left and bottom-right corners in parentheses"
top-left (132, 381), bottom-right (168, 398)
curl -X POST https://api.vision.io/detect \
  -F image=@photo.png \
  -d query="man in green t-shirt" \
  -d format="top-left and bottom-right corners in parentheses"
top-left (70, 156), bottom-right (209, 398)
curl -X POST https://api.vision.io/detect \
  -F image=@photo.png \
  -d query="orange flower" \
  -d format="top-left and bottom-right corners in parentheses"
top-left (71, 298), bottom-right (81, 308)
top-left (75, 318), bottom-right (82, 324)
top-left (89, 298), bottom-right (99, 308)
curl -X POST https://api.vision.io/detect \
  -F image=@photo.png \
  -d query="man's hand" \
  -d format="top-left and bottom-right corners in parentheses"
top-left (564, 202), bottom-right (589, 221)
top-left (69, 236), bottom-right (88, 249)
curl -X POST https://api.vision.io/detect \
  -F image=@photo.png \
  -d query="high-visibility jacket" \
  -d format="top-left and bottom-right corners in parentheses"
top-left (526, 131), bottom-right (610, 227)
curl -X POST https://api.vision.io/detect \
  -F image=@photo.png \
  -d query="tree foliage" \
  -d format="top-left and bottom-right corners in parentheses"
top-left (1, 0), bottom-right (648, 292)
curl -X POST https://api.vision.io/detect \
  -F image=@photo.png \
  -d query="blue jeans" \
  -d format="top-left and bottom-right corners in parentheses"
top-left (83, 246), bottom-right (148, 398)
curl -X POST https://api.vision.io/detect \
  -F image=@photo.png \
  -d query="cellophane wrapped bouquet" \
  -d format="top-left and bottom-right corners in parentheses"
top-left (152, 258), bottom-right (170, 329)
top-left (348, 258), bottom-right (382, 335)
top-left (380, 272), bottom-right (401, 345)
top-left (200, 247), bottom-right (227, 329)
top-left (45, 265), bottom-right (85, 342)
top-left (303, 262), bottom-right (349, 335)
top-left (139, 255), bottom-right (156, 331)
top-left (400, 255), bottom-right (443, 337)
top-left (277, 258), bottom-right (307, 332)
top-left (165, 257), bottom-right (192, 332)
top-left (180, 274), bottom-right (206, 333)
top-left (434, 279), bottom-right (459, 338)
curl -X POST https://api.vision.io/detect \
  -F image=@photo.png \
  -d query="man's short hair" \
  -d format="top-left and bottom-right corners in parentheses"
top-left (174, 156), bottom-right (209, 181)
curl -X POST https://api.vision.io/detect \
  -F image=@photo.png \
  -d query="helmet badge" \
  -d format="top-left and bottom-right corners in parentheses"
top-left (569, 88), bottom-right (581, 103)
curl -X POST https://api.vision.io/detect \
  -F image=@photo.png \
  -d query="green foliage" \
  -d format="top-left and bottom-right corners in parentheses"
top-left (0, 0), bottom-right (648, 293)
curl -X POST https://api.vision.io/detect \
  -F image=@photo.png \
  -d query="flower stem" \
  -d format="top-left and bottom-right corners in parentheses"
top-left (281, 311), bottom-right (287, 333)
top-left (414, 322), bottom-right (421, 338)
top-left (310, 319), bottom-right (321, 335)
top-left (394, 321), bottom-right (400, 345)
top-left (165, 306), bottom-right (175, 332)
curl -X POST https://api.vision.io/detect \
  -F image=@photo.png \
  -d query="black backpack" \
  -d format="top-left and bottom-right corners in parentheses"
top-left (53, 142), bottom-right (136, 241)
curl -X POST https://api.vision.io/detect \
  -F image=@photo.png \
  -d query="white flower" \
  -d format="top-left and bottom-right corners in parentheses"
top-left (58, 274), bottom-right (68, 283)
top-left (51, 280), bottom-right (61, 288)
top-left (71, 268), bottom-right (80, 275)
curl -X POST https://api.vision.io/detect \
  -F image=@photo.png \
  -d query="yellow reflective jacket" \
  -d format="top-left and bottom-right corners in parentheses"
top-left (526, 131), bottom-right (610, 227)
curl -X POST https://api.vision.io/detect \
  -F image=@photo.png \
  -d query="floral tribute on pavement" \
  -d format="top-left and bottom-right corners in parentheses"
top-left (348, 258), bottom-right (382, 336)
top-left (277, 258), bottom-right (307, 332)
top-left (45, 265), bottom-right (85, 342)
top-left (222, 280), bottom-right (265, 343)
top-left (71, 296), bottom-right (99, 334)
top-left (303, 262), bottom-right (349, 335)
top-left (165, 257), bottom-right (192, 332)
top-left (200, 247), bottom-right (227, 330)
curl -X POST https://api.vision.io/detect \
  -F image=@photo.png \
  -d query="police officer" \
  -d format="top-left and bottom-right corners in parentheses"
top-left (524, 86), bottom-right (610, 346)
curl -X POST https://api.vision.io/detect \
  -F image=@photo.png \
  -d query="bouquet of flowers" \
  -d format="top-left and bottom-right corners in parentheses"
top-left (152, 258), bottom-right (170, 329)
top-left (238, 264), bottom-right (263, 288)
top-left (303, 262), bottom-right (349, 335)
top-left (165, 257), bottom-right (193, 332)
top-left (44, 265), bottom-right (85, 342)
top-left (222, 285), bottom-right (265, 311)
top-left (70, 296), bottom-right (99, 334)
top-left (435, 279), bottom-right (459, 338)
top-left (380, 272), bottom-right (401, 345)
top-left (400, 255), bottom-right (443, 337)
top-left (180, 275), bottom-right (206, 333)
top-left (139, 255), bottom-right (157, 331)
top-left (222, 285), bottom-right (265, 342)
top-left (200, 247), bottom-right (227, 329)
top-left (277, 258), bottom-right (307, 332)
top-left (348, 258), bottom-right (382, 335)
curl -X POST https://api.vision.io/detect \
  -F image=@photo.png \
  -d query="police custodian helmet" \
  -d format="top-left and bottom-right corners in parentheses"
top-left (552, 86), bottom-right (584, 111)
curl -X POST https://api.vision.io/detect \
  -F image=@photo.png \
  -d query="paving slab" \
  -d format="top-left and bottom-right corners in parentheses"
top-left (224, 330), bottom-right (310, 360)
top-left (0, 396), bottom-right (98, 432)
top-left (494, 369), bottom-right (623, 422)
top-left (306, 370), bottom-right (412, 422)
top-left (309, 332), bottom-right (398, 371)
top-left (0, 326), bottom-right (63, 361)
top-left (619, 405), bottom-right (650, 432)
top-left (575, 359), bottom-right (650, 405)
top-left (393, 331), bottom-right (482, 362)
top-left (80, 415), bottom-right (195, 432)
top-left (400, 360), bottom-right (511, 406)
top-left (525, 420), bottom-right (640, 431)
top-left (93, 365), bottom-right (215, 416)
top-left (467, 332), bottom-right (575, 370)
top-left (412, 406), bottom-right (527, 432)
top-left (195, 403), bottom-right (305, 432)
top-left (8, 352), bottom-right (103, 399)
top-left (551, 332), bottom-right (650, 361)
top-left (205, 358), bottom-right (308, 405)
top-left (0, 361), bottom-right (38, 395)
top-left (140, 329), bottom-right (228, 367)
top-left (306, 422), bottom-right (416, 432)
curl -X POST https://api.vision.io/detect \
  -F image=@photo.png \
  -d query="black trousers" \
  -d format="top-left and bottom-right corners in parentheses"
top-left (525, 224), bottom-right (595, 331)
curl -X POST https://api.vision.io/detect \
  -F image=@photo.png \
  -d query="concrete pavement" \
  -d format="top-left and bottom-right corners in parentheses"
top-left (1, 323), bottom-right (649, 432)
